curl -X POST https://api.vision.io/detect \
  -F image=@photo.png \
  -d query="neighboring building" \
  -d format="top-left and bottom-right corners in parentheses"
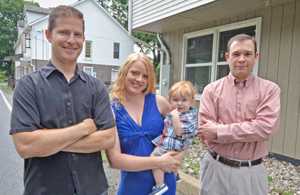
top-left (129, 0), bottom-right (300, 160)
top-left (15, 0), bottom-right (134, 86)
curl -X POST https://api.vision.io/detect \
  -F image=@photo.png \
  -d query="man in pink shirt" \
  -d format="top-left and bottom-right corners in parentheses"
top-left (198, 34), bottom-right (280, 195)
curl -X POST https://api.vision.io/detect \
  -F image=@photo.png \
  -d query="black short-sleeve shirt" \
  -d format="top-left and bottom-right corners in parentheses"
top-left (10, 63), bottom-right (115, 195)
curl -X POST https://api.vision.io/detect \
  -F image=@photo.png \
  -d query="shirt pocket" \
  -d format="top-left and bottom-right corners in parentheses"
top-left (76, 90), bottom-right (93, 118)
top-left (244, 100), bottom-right (257, 121)
top-left (78, 101), bottom-right (93, 118)
top-left (217, 97), bottom-right (234, 122)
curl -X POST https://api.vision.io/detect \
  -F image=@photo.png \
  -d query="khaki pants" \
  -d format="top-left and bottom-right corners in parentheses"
top-left (200, 152), bottom-right (268, 195)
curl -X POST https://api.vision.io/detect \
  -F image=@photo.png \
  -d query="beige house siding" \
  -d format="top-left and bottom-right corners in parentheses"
top-left (162, 0), bottom-right (300, 159)
top-left (131, 0), bottom-right (215, 29)
top-left (294, 2), bottom-right (300, 159)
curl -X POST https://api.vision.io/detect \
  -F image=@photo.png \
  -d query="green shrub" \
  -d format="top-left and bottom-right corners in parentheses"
top-left (0, 71), bottom-right (7, 82)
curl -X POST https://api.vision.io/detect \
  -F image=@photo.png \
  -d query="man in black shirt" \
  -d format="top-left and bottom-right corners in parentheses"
top-left (10, 5), bottom-right (115, 195)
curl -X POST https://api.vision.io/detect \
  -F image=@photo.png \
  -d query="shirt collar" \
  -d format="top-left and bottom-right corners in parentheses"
top-left (41, 61), bottom-right (87, 82)
top-left (77, 66), bottom-right (87, 82)
top-left (227, 72), bottom-right (254, 88)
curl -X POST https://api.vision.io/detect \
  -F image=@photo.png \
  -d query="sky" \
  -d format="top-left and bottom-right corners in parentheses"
top-left (34, 0), bottom-right (78, 8)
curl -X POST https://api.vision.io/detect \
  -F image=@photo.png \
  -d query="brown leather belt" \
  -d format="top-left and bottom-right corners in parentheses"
top-left (209, 150), bottom-right (263, 168)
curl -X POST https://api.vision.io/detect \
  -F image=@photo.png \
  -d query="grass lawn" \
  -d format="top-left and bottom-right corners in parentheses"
top-left (0, 82), bottom-right (13, 106)
top-left (0, 82), bottom-right (13, 95)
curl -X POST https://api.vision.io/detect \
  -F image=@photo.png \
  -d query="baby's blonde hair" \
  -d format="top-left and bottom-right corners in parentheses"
top-left (168, 81), bottom-right (196, 101)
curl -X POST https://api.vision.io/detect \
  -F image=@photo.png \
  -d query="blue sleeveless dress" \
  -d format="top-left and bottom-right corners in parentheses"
top-left (111, 93), bottom-right (176, 195)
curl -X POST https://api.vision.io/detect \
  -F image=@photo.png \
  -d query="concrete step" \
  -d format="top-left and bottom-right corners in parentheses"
top-left (177, 170), bottom-right (200, 195)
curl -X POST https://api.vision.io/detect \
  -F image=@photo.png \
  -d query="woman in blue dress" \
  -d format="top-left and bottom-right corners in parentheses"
top-left (106, 53), bottom-right (180, 195)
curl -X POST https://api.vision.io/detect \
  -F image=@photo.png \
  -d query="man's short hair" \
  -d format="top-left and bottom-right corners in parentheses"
top-left (48, 5), bottom-right (85, 32)
top-left (227, 34), bottom-right (257, 53)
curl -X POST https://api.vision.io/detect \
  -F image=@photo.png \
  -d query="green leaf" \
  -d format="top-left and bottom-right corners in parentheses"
top-left (282, 191), bottom-right (295, 195)
top-left (267, 176), bottom-right (273, 183)
top-left (0, 0), bottom-right (24, 76)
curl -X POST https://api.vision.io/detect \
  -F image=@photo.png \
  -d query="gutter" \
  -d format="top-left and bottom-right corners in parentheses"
top-left (157, 33), bottom-right (171, 96)
top-left (128, 0), bottom-right (132, 34)
top-left (157, 33), bottom-right (170, 65)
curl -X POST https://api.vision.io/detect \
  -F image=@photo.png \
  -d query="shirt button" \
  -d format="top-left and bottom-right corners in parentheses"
top-left (67, 102), bottom-right (71, 106)
top-left (72, 154), bottom-right (77, 160)
top-left (68, 120), bottom-right (73, 124)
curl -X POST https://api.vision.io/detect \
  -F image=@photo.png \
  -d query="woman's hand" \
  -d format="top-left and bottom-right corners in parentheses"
top-left (158, 151), bottom-right (181, 172)
top-left (173, 150), bottom-right (185, 162)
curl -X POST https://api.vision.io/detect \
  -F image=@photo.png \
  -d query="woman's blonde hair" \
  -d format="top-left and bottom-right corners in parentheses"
top-left (168, 81), bottom-right (196, 101)
top-left (111, 53), bottom-right (156, 104)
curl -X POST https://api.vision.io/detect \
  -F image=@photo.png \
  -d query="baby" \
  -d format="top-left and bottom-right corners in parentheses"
top-left (150, 81), bottom-right (198, 195)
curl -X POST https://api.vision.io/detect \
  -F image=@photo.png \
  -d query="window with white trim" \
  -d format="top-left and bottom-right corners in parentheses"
top-left (113, 42), bottom-right (120, 59)
top-left (183, 18), bottom-right (261, 95)
top-left (85, 40), bottom-right (92, 58)
top-left (83, 66), bottom-right (96, 78)
top-left (25, 33), bottom-right (31, 48)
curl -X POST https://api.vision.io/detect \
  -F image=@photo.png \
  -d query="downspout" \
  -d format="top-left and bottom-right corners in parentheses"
top-left (157, 33), bottom-right (171, 97)
top-left (128, 0), bottom-right (132, 35)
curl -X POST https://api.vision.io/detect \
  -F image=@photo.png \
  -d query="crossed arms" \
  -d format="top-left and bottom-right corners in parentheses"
top-left (199, 83), bottom-right (280, 144)
top-left (12, 119), bottom-right (115, 159)
top-left (10, 78), bottom-right (115, 159)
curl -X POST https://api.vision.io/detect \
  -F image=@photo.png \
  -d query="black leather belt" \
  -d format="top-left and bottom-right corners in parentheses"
top-left (209, 150), bottom-right (263, 168)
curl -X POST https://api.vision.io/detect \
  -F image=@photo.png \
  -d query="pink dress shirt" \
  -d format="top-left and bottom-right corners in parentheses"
top-left (199, 73), bottom-right (281, 160)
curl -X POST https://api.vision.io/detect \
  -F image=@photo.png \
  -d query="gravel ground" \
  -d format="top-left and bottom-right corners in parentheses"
top-left (103, 161), bottom-right (119, 195)
top-left (182, 139), bottom-right (300, 195)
